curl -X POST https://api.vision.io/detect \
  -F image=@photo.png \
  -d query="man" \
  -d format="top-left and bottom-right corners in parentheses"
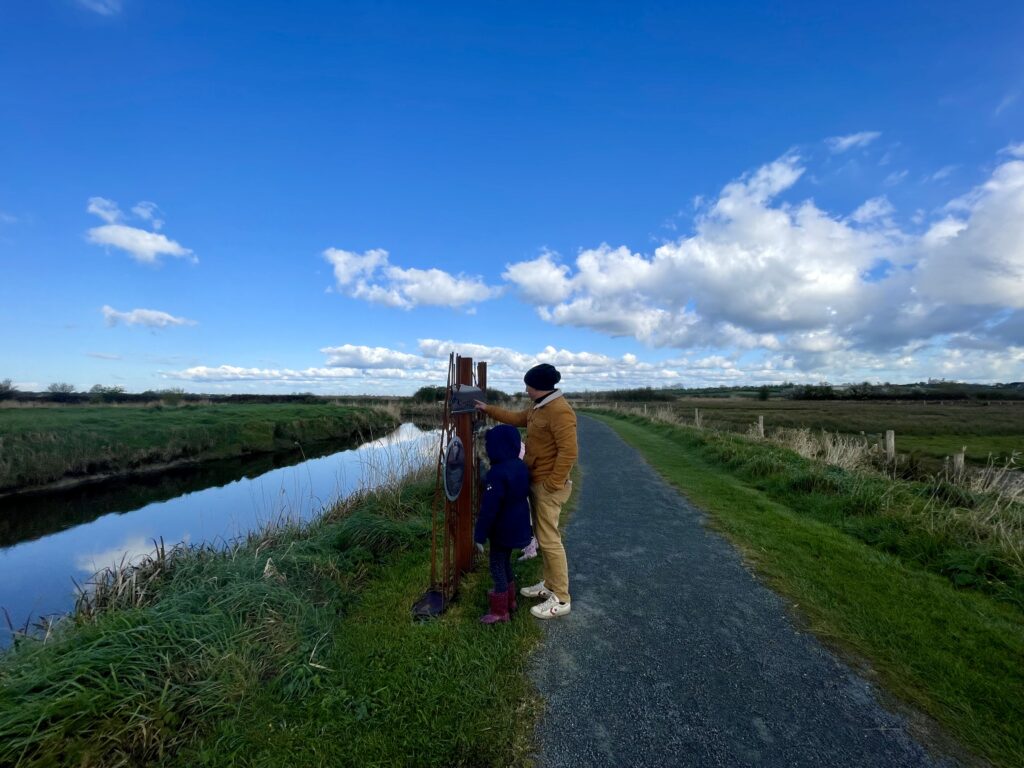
top-left (475, 363), bottom-right (577, 619)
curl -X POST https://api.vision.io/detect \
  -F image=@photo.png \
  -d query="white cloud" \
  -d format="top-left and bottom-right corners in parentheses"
top-left (850, 196), bottom-right (895, 224)
top-left (77, 0), bottom-right (122, 15)
top-left (928, 165), bottom-right (958, 182)
top-left (915, 159), bottom-right (1024, 308)
top-left (88, 225), bottom-right (195, 264)
top-left (500, 147), bottom-right (1024, 378)
top-left (320, 344), bottom-right (425, 368)
top-left (826, 131), bottom-right (881, 153)
top-left (87, 352), bottom-right (122, 360)
top-left (86, 197), bottom-right (194, 264)
top-left (322, 247), bottom-right (498, 309)
top-left (502, 250), bottom-right (573, 304)
top-left (131, 201), bottom-right (164, 230)
top-left (102, 305), bottom-right (196, 328)
top-left (324, 248), bottom-right (389, 286)
top-left (884, 170), bottom-right (909, 186)
top-left (995, 90), bottom-right (1019, 117)
top-left (87, 197), bottom-right (123, 224)
top-left (1001, 142), bottom-right (1024, 158)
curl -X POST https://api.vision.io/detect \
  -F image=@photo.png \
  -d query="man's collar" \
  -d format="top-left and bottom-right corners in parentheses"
top-left (532, 389), bottom-right (563, 409)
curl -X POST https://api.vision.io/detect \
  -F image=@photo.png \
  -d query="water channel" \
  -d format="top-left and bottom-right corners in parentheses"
top-left (0, 423), bottom-right (438, 648)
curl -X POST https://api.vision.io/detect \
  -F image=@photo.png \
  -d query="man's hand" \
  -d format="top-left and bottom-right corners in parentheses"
top-left (475, 541), bottom-right (485, 554)
top-left (474, 400), bottom-right (488, 413)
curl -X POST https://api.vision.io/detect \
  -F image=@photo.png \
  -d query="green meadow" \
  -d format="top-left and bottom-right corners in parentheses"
top-left (0, 403), bottom-right (399, 493)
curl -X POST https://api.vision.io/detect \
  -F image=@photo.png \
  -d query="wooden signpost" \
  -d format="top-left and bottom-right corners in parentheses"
top-left (412, 352), bottom-right (487, 619)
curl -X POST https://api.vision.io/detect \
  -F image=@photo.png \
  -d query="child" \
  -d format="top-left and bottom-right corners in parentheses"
top-left (474, 424), bottom-right (533, 624)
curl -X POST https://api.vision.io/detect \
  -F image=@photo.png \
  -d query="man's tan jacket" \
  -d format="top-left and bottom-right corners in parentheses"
top-left (484, 390), bottom-right (578, 493)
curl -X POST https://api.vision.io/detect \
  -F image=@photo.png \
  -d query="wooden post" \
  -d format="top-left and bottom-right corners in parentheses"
top-left (953, 447), bottom-right (965, 479)
top-left (453, 356), bottom-right (475, 579)
top-left (757, 415), bottom-right (764, 439)
top-left (885, 430), bottom-right (895, 463)
top-left (694, 408), bottom-right (701, 429)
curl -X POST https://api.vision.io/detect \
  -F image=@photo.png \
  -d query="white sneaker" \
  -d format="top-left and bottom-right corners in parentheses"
top-left (520, 580), bottom-right (552, 599)
top-left (530, 594), bottom-right (571, 619)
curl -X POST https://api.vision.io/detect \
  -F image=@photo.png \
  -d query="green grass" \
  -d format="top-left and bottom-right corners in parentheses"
top-left (0, 403), bottom-right (399, 492)
top-left (627, 399), bottom-right (1024, 465)
top-left (0, 465), bottom-right (574, 766)
top-left (589, 411), bottom-right (1024, 768)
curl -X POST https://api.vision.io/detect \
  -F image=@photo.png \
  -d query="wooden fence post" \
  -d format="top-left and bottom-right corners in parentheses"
top-left (694, 408), bottom-right (702, 429)
top-left (757, 415), bottom-right (764, 439)
top-left (885, 430), bottom-right (895, 463)
top-left (953, 447), bottom-right (965, 479)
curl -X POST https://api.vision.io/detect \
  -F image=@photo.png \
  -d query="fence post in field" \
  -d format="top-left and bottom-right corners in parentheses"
top-left (885, 430), bottom-right (895, 463)
top-left (953, 447), bottom-right (966, 479)
top-left (757, 415), bottom-right (764, 439)
top-left (643, 403), bottom-right (647, 416)
top-left (694, 407), bottom-right (702, 429)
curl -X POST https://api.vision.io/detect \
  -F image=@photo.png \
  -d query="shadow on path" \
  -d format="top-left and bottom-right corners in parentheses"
top-left (529, 415), bottom-right (957, 768)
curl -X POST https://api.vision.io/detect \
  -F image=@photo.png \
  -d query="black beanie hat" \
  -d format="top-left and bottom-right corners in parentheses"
top-left (524, 363), bottom-right (561, 391)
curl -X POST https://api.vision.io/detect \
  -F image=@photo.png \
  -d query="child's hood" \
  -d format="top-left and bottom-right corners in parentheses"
top-left (485, 424), bottom-right (521, 463)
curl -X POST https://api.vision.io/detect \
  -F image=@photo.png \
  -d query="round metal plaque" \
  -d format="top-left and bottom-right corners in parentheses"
top-left (443, 436), bottom-right (465, 501)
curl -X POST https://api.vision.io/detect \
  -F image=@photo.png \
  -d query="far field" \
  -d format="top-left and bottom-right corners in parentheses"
top-left (596, 398), bottom-right (1024, 468)
top-left (0, 403), bottom-right (399, 494)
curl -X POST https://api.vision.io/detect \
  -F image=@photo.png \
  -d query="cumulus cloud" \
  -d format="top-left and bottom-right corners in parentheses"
top-left (323, 248), bottom-right (498, 309)
top-left (320, 344), bottom-right (425, 368)
top-left (86, 198), bottom-right (194, 264)
top-left (502, 147), bottom-right (1024, 376)
top-left (102, 305), bottom-right (196, 328)
top-left (826, 131), bottom-right (881, 153)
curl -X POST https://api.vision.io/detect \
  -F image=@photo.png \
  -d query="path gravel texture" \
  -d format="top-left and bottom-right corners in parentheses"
top-left (529, 415), bottom-right (957, 768)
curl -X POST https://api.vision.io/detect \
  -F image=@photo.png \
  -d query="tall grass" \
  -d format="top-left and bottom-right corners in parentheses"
top-left (0, 438), bottom-right (438, 766)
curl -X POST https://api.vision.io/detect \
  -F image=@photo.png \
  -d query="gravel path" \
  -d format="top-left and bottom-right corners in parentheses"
top-left (529, 415), bottom-right (956, 768)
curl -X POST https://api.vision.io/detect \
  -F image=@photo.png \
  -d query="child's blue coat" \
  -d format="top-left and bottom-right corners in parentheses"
top-left (474, 425), bottom-right (533, 549)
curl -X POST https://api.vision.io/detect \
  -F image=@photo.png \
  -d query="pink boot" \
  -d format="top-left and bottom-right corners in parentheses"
top-left (479, 590), bottom-right (510, 624)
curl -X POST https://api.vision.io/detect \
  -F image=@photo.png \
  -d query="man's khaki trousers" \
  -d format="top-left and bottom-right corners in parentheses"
top-left (529, 480), bottom-right (573, 603)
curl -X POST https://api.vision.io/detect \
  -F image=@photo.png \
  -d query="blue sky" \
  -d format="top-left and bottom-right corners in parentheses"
top-left (1, 1), bottom-right (1022, 394)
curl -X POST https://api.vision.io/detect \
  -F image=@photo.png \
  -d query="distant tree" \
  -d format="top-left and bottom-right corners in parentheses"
top-left (411, 385), bottom-right (446, 403)
top-left (89, 384), bottom-right (126, 403)
top-left (158, 387), bottom-right (186, 406)
top-left (47, 382), bottom-right (76, 403)
top-left (0, 378), bottom-right (14, 400)
top-left (757, 385), bottom-right (770, 401)
top-left (484, 387), bottom-right (511, 403)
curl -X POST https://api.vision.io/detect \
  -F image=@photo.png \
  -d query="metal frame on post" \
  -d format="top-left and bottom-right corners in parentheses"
top-left (412, 352), bottom-right (487, 619)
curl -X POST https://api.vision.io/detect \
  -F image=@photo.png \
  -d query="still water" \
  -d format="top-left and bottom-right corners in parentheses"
top-left (0, 423), bottom-right (438, 647)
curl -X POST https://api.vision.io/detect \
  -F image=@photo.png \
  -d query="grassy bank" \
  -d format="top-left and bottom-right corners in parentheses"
top-left (589, 410), bottom-right (1024, 768)
top-left (0, 469), bottom-right (559, 766)
top-left (0, 403), bottom-right (399, 493)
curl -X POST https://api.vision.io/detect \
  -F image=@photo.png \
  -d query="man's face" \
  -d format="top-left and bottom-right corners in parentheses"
top-left (524, 384), bottom-right (544, 399)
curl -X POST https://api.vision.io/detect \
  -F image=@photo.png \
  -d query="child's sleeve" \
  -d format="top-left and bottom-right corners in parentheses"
top-left (474, 469), bottom-right (503, 545)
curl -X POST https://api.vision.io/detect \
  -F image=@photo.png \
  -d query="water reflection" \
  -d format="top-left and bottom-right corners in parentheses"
top-left (0, 423), bottom-right (438, 647)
